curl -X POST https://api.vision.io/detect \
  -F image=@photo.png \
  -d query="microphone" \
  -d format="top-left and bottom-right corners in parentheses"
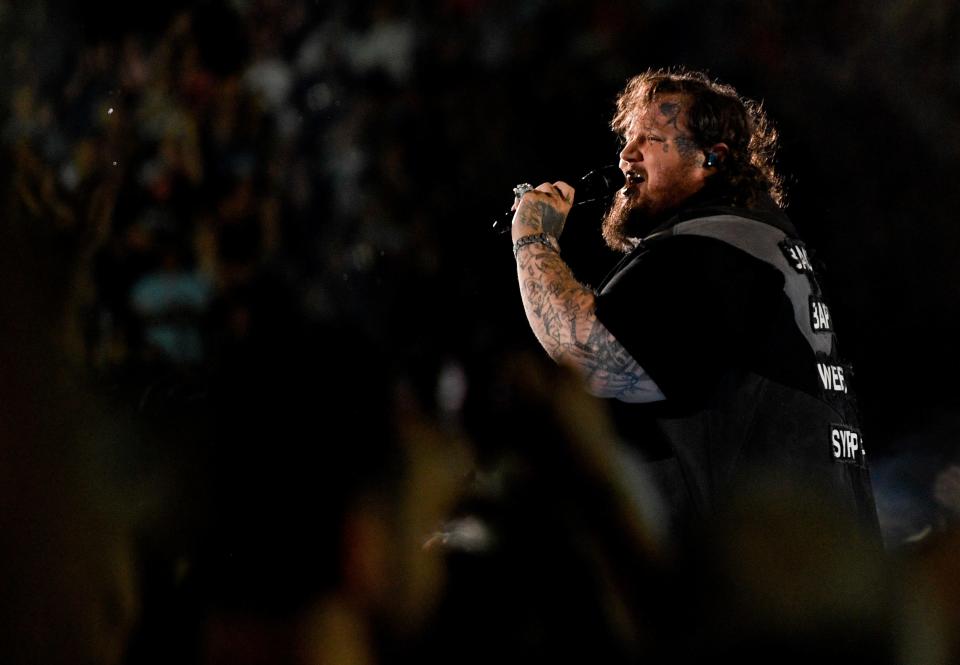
top-left (492, 165), bottom-right (625, 235)
top-left (575, 165), bottom-right (627, 205)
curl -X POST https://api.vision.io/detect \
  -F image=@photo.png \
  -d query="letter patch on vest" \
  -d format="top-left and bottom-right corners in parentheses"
top-left (780, 239), bottom-right (813, 274)
top-left (809, 296), bottom-right (833, 333)
top-left (830, 424), bottom-right (866, 467)
top-left (817, 361), bottom-right (848, 394)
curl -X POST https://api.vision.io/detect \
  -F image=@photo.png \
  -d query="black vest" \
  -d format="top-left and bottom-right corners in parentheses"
top-left (600, 209), bottom-right (880, 537)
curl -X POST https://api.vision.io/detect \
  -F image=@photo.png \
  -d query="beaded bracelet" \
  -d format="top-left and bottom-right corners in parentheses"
top-left (512, 233), bottom-right (559, 259)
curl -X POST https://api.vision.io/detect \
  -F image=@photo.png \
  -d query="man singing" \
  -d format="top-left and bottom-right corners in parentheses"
top-left (510, 68), bottom-right (879, 537)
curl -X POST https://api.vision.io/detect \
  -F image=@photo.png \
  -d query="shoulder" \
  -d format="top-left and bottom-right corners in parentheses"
top-left (675, 202), bottom-right (798, 238)
top-left (609, 232), bottom-right (780, 287)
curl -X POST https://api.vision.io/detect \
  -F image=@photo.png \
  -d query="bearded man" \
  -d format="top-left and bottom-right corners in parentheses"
top-left (509, 68), bottom-right (879, 538)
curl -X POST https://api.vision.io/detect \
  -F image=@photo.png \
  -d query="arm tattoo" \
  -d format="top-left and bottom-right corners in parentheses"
top-left (515, 244), bottom-right (662, 402)
top-left (579, 318), bottom-right (661, 401)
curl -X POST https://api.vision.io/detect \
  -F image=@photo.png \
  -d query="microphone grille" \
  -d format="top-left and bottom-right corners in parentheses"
top-left (579, 165), bottom-right (625, 199)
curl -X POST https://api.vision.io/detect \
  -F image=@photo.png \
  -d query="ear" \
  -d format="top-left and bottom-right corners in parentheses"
top-left (703, 143), bottom-right (729, 169)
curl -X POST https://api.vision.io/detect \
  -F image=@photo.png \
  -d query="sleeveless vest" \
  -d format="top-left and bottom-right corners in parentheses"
top-left (636, 213), bottom-right (879, 534)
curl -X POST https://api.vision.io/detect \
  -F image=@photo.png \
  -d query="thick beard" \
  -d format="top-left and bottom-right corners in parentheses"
top-left (601, 191), bottom-right (654, 252)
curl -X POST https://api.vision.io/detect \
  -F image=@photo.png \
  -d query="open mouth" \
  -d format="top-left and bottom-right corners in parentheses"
top-left (621, 172), bottom-right (645, 194)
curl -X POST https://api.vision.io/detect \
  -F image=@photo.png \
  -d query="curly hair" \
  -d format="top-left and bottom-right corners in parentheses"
top-left (612, 68), bottom-right (785, 208)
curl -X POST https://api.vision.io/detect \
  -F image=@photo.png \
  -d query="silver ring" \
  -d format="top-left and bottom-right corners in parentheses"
top-left (513, 182), bottom-right (534, 199)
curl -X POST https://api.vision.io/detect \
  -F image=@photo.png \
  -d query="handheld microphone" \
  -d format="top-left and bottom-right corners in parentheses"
top-left (575, 165), bottom-right (627, 204)
top-left (491, 165), bottom-right (625, 235)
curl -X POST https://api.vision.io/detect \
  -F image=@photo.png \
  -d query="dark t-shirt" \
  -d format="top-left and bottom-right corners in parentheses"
top-left (595, 234), bottom-right (817, 406)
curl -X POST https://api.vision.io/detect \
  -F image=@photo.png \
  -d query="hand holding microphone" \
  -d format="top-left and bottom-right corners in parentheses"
top-left (511, 179), bottom-right (578, 242)
top-left (491, 165), bottom-right (625, 235)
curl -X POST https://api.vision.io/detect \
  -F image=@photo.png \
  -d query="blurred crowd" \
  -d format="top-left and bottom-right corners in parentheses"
top-left (1, 0), bottom-right (658, 381)
top-left (4, 0), bottom-right (960, 663)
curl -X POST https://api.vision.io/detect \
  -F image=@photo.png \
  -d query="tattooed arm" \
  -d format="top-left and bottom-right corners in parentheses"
top-left (512, 182), bottom-right (664, 403)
